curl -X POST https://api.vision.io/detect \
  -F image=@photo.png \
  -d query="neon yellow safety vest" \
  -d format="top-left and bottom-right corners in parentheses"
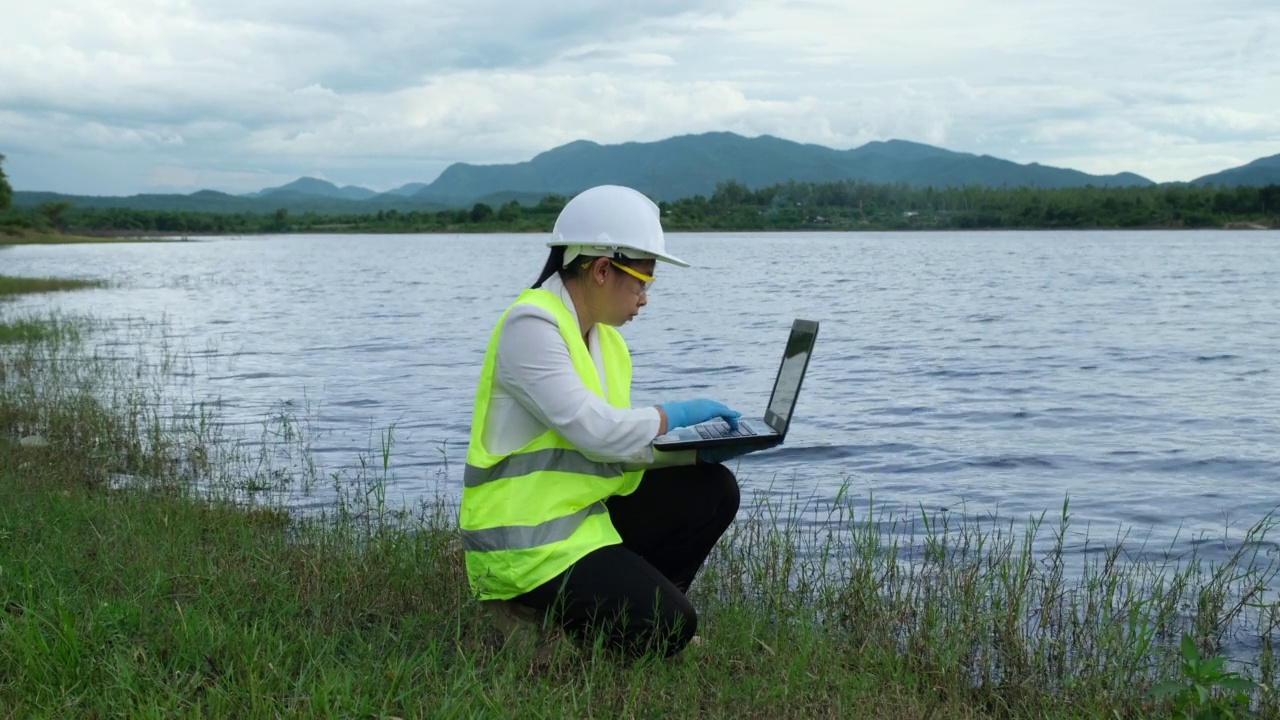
top-left (460, 288), bottom-right (644, 600)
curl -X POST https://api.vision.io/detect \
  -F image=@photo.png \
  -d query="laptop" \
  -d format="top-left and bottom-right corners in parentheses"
top-left (652, 319), bottom-right (818, 452)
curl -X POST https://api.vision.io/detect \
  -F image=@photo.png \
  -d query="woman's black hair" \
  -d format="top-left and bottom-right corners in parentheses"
top-left (531, 247), bottom-right (645, 289)
top-left (532, 246), bottom-right (567, 288)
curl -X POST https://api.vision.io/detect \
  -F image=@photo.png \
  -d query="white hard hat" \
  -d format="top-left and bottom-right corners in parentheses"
top-left (548, 185), bottom-right (689, 268)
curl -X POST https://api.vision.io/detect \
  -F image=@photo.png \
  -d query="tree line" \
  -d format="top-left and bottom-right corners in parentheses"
top-left (3, 171), bottom-right (1278, 237)
top-left (658, 180), bottom-right (1280, 231)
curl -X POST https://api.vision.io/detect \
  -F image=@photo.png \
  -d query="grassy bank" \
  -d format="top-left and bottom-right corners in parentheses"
top-left (2, 300), bottom-right (1278, 717)
top-left (0, 275), bottom-right (105, 299)
top-left (0, 230), bottom-right (178, 245)
top-left (1, 233), bottom-right (117, 245)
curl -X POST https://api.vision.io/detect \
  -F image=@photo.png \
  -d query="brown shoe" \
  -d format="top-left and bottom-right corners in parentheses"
top-left (488, 599), bottom-right (540, 635)
top-left (485, 600), bottom-right (563, 667)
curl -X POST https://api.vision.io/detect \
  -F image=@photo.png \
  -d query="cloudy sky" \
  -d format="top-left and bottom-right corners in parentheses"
top-left (2, 0), bottom-right (1277, 196)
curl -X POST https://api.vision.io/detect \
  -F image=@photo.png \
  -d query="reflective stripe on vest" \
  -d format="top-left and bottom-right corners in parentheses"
top-left (459, 502), bottom-right (608, 552)
top-left (463, 448), bottom-right (623, 488)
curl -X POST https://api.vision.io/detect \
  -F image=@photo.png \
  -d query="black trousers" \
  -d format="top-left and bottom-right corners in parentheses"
top-left (514, 462), bottom-right (740, 657)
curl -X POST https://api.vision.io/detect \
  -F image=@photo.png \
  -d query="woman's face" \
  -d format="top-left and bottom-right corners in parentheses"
top-left (591, 257), bottom-right (655, 326)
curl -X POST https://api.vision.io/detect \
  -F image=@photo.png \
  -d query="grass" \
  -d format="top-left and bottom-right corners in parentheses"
top-left (0, 316), bottom-right (83, 345)
top-left (1, 276), bottom-right (98, 344)
top-left (2, 302), bottom-right (1280, 717)
top-left (0, 233), bottom-right (115, 245)
top-left (0, 275), bottom-right (106, 299)
top-left (0, 229), bottom-right (179, 245)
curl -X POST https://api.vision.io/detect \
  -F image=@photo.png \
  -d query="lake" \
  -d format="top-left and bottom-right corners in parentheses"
top-left (3, 230), bottom-right (1279, 566)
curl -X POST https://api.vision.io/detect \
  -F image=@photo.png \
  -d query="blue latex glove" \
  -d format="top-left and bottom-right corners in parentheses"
top-left (658, 399), bottom-right (741, 431)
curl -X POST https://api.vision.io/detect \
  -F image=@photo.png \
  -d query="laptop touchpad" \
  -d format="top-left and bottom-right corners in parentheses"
top-left (656, 428), bottom-right (700, 443)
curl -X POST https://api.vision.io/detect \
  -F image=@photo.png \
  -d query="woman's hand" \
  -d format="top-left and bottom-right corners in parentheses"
top-left (657, 399), bottom-right (741, 433)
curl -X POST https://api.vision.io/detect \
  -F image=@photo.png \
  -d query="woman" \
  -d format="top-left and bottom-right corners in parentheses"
top-left (459, 184), bottom-right (758, 658)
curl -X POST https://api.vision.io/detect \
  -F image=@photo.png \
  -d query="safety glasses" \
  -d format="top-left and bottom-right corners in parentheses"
top-left (581, 258), bottom-right (655, 294)
top-left (609, 261), bottom-right (655, 294)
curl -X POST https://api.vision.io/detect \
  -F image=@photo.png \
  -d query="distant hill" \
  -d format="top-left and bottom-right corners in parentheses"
top-left (12, 189), bottom-right (450, 215)
top-left (414, 133), bottom-right (1155, 201)
top-left (381, 182), bottom-right (429, 197)
top-left (246, 177), bottom-right (378, 201)
top-left (1191, 154), bottom-right (1280, 187)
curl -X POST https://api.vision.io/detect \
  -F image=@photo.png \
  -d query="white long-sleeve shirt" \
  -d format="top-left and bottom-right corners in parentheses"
top-left (481, 274), bottom-right (694, 468)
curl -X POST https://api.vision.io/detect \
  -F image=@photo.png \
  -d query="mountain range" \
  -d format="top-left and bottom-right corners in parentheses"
top-left (242, 176), bottom-right (381, 201)
top-left (1189, 154), bottom-right (1280, 187)
top-left (14, 132), bottom-right (1280, 215)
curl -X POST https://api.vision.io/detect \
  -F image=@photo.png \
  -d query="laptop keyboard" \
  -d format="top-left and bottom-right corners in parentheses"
top-left (696, 420), bottom-right (758, 439)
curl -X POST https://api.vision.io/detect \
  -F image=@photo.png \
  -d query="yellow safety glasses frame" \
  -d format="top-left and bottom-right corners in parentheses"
top-left (581, 258), bottom-right (655, 293)
top-left (609, 261), bottom-right (655, 292)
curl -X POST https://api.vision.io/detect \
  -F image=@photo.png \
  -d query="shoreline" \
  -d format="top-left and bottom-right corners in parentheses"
top-left (0, 231), bottom-right (190, 245)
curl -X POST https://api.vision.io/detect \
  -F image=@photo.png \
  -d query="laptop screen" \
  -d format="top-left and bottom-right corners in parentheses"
top-left (763, 320), bottom-right (818, 434)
